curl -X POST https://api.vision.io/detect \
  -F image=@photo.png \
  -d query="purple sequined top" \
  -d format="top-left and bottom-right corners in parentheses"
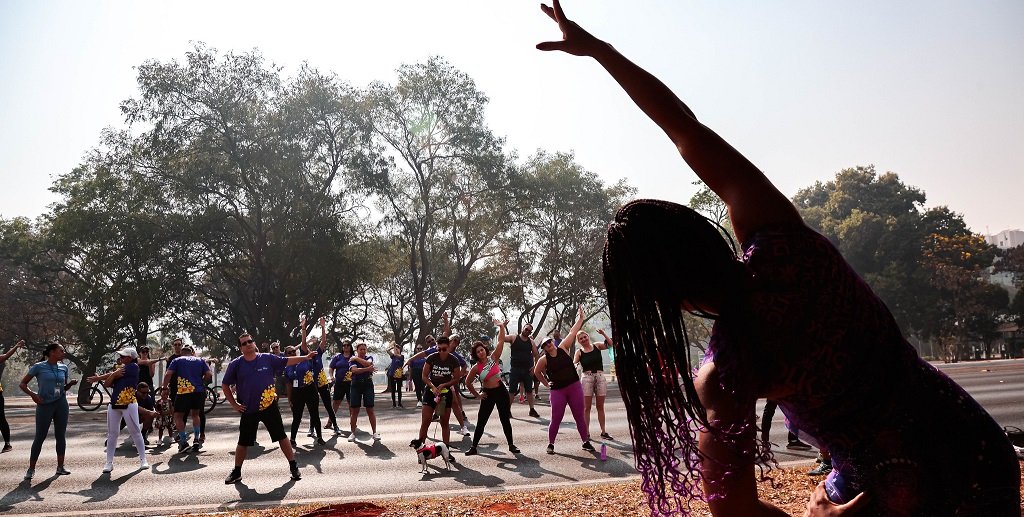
top-left (707, 224), bottom-right (1018, 514)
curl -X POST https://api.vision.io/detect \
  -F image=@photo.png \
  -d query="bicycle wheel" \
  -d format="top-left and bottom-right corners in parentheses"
top-left (203, 388), bottom-right (218, 414)
top-left (77, 385), bottom-right (105, 412)
top-left (458, 380), bottom-right (477, 400)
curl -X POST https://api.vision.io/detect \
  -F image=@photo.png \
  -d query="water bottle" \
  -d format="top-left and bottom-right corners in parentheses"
top-left (600, 441), bottom-right (607, 461)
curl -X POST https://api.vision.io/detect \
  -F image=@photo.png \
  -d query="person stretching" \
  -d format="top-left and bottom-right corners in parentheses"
top-left (464, 319), bottom-right (519, 456)
top-left (534, 307), bottom-right (594, 455)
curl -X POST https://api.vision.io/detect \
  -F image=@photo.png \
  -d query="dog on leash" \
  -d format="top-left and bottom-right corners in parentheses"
top-left (415, 441), bottom-right (451, 473)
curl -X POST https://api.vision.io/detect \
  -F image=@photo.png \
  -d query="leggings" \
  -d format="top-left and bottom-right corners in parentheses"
top-left (0, 393), bottom-right (10, 445)
top-left (30, 398), bottom-right (69, 462)
top-left (548, 382), bottom-right (588, 445)
top-left (106, 403), bottom-right (146, 465)
top-left (411, 367), bottom-right (424, 402)
top-left (290, 385), bottom-right (321, 441)
top-left (316, 385), bottom-right (338, 428)
top-left (389, 377), bottom-right (403, 405)
top-left (473, 383), bottom-right (514, 447)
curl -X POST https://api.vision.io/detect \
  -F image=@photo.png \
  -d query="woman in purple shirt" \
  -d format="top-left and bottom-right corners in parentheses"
top-left (88, 348), bottom-right (148, 474)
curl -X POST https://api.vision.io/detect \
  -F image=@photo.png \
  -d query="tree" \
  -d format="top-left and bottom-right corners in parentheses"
top-left (121, 44), bottom-right (380, 349)
top-left (362, 56), bottom-right (516, 345)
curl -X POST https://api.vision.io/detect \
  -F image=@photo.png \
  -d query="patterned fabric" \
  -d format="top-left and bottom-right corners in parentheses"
top-left (708, 225), bottom-right (1019, 514)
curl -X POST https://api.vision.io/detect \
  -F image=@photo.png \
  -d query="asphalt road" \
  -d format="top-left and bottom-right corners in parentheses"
top-left (1, 359), bottom-right (1021, 516)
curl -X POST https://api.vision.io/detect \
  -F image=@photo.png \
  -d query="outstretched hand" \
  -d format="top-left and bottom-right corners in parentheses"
top-left (537, 0), bottom-right (602, 56)
top-left (803, 481), bottom-right (868, 517)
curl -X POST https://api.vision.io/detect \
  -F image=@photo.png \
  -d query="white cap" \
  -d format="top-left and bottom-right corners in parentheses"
top-left (116, 347), bottom-right (139, 359)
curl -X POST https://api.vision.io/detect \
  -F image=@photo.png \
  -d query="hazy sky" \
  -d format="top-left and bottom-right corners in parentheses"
top-left (1, 1), bottom-right (1021, 233)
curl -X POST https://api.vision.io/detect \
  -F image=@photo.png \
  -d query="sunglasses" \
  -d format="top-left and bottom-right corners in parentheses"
top-left (242, 339), bottom-right (255, 346)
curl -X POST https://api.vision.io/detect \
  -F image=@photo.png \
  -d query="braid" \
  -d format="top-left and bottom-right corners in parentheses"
top-left (603, 199), bottom-right (774, 516)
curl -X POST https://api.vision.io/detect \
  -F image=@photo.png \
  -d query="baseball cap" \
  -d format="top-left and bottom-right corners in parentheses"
top-left (117, 347), bottom-right (139, 359)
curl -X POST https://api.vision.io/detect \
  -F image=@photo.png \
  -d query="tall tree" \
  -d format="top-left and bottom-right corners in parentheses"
top-left (362, 56), bottom-right (515, 344)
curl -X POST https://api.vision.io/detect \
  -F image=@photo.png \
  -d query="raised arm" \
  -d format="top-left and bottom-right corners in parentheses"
top-left (441, 311), bottom-right (451, 338)
top-left (558, 306), bottom-right (586, 352)
top-left (595, 328), bottom-right (612, 350)
top-left (537, 0), bottom-right (801, 242)
top-left (318, 316), bottom-right (327, 353)
top-left (491, 319), bottom-right (508, 361)
top-left (0, 339), bottom-right (24, 362)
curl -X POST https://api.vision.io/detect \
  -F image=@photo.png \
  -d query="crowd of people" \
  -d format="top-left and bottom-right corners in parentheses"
top-left (0, 308), bottom-right (621, 487)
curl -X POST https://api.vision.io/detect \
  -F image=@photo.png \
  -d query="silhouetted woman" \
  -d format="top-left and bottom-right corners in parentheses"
top-left (539, 1), bottom-right (1020, 515)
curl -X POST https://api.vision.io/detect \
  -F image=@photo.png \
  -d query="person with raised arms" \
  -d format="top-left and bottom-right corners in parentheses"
top-left (538, 1), bottom-right (1020, 515)
top-left (533, 307), bottom-right (594, 456)
top-left (222, 332), bottom-right (316, 484)
top-left (463, 319), bottom-right (519, 456)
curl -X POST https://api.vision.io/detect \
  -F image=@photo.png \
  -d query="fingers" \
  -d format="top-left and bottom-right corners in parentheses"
top-left (537, 41), bottom-right (568, 52)
top-left (839, 491), bottom-right (869, 511)
top-left (540, 3), bottom-right (557, 22)
top-left (552, 0), bottom-right (568, 22)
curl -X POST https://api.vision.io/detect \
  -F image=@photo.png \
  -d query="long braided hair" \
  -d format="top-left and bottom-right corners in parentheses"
top-left (603, 199), bottom-right (766, 515)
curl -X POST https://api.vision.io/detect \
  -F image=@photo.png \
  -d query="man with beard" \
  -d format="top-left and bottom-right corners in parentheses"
top-left (502, 323), bottom-right (540, 418)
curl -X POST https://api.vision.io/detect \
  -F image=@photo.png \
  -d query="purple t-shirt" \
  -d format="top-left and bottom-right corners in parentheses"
top-left (222, 353), bottom-right (288, 414)
top-left (386, 354), bottom-right (404, 378)
top-left (349, 355), bottom-right (374, 381)
top-left (329, 353), bottom-right (352, 382)
top-left (111, 362), bottom-right (139, 406)
top-left (167, 356), bottom-right (210, 394)
top-left (285, 359), bottom-right (316, 388)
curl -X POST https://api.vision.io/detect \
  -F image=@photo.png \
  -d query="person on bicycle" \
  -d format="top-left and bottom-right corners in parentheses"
top-left (162, 344), bottom-right (211, 453)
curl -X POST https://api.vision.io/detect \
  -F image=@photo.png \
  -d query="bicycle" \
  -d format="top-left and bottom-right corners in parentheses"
top-left (204, 384), bottom-right (223, 414)
top-left (77, 381), bottom-right (111, 412)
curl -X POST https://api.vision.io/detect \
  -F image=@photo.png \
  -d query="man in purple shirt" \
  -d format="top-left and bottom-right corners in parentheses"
top-left (162, 345), bottom-right (211, 453)
top-left (222, 332), bottom-right (317, 484)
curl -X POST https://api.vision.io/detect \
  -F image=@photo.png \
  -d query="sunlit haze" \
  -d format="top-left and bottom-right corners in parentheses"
top-left (1, 0), bottom-right (1021, 232)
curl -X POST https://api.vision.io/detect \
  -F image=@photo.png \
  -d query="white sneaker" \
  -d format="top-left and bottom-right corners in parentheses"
top-left (102, 463), bottom-right (113, 474)
top-left (461, 425), bottom-right (471, 436)
top-left (371, 432), bottom-right (381, 440)
top-left (416, 401), bottom-right (422, 408)
top-left (347, 434), bottom-right (357, 442)
top-left (139, 461), bottom-right (150, 470)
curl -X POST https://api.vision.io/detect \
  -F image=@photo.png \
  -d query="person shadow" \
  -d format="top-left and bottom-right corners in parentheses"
top-left (413, 453), bottom-right (504, 488)
top-left (228, 478), bottom-right (297, 505)
top-left (0, 476), bottom-right (58, 513)
top-left (493, 450), bottom-right (577, 482)
top-left (153, 452), bottom-right (207, 475)
top-left (292, 443), bottom-right (329, 474)
top-left (355, 439), bottom-right (396, 461)
top-left (58, 468), bottom-right (145, 503)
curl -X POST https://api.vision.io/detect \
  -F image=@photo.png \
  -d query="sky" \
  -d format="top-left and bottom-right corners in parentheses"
top-left (1, 0), bottom-right (1022, 233)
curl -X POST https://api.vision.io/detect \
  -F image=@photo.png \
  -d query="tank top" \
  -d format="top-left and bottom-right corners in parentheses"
top-left (579, 347), bottom-right (603, 372)
top-left (545, 348), bottom-right (579, 390)
top-left (510, 335), bottom-right (534, 369)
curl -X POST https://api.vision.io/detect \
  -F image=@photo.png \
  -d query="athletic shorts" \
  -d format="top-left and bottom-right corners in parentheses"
top-left (507, 367), bottom-right (535, 395)
top-left (333, 381), bottom-right (351, 402)
top-left (349, 379), bottom-right (374, 408)
top-left (237, 404), bottom-right (286, 446)
top-left (173, 392), bottom-right (204, 413)
top-left (581, 371), bottom-right (608, 397)
top-left (424, 388), bottom-right (453, 410)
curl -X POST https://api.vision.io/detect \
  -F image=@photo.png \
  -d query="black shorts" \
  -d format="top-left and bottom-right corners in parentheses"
top-left (424, 388), bottom-right (453, 410)
top-left (333, 381), bottom-right (351, 402)
top-left (173, 392), bottom-right (204, 413)
top-left (238, 404), bottom-right (287, 447)
top-left (507, 367), bottom-right (535, 395)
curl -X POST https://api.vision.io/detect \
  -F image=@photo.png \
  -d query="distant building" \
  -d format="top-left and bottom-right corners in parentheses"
top-left (986, 229), bottom-right (1024, 250)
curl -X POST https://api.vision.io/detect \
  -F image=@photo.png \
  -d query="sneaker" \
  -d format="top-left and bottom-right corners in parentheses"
top-left (56, 466), bottom-right (71, 475)
top-left (600, 432), bottom-right (613, 440)
top-left (461, 425), bottom-right (471, 436)
top-left (139, 461), bottom-right (150, 470)
top-left (307, 430), bottom-right (315, 438)
top-left (432, 413), bottom-right (439, 421)
top-left (509, 445), bottom-right (521, 454)
top-left (582, 441), bottom-right (596, 452)
top-left (225, 469), bottom-right (242, 484)
top-left (807, 461), bottom-right (833, 476)
top-left (24, 468), bottom-right (33, 480)
top-left (102, 463), bottom-right (113, 474)
top-left (316, 438), bottom-right (326, 445)
top-left (347, 434), bottom-right (357, 442)
top-left (290, 464), bottom-right (301, 481)
top-left (787, 440), bottom-right (812, 450)
top-left (371, 432), bottom-right (381, 440)
top-left (178, 440), bottom-right (190, 453)
top-left (193, 439), bottom-right (204, 451)
top-left (290, 439), bottom-right (298, 449)
top-left (333, 426), bottom-right (342, 435)
top-left (416, 401), bottom-right (422, 408)
top-left (465, 446), bottom-right (478, 456)
top-left (528, 408), bottom-right (540, 418)
top-left (397, 403), bottom-right (404, 408)
top-left (2, 444), bottom-right (12, 453)
top-left (546, 443), bottom-right (555, 455)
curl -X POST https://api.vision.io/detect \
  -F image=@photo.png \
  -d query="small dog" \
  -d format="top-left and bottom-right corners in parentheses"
top-left (415, 442), bottom-right (451, 473)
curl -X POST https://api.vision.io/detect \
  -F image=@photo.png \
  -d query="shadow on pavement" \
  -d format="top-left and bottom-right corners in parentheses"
top-left (355, 440), bottom-right (396, 461)
top-left (152, 452), bottom-right (208, 475)
top-left (58, 468), bottom-right (143, 503)
top-left (494, 452), bottom-right (577, 482)
top-left (292, 444), bottom-right (329, 474)
top-left (228, 478), bottom-right (297, 504)
top-left (0, 476), bottom-right (58, 513)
